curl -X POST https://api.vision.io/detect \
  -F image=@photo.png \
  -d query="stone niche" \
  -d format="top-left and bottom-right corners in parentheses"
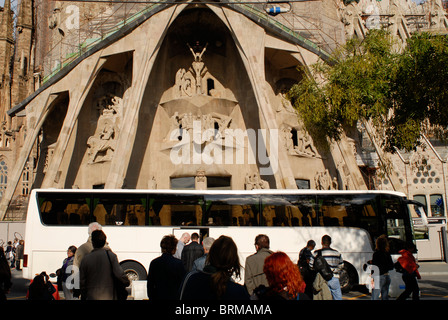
top-left (128, 7), bottom-right (266, 190)
top-left (64, 52), bottom-right (133, 189)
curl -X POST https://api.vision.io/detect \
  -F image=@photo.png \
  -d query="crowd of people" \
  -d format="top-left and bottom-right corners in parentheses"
top-left (0, 221), bottom-right (421, 301)
top-left (3, 239), bottom-right (24, 271)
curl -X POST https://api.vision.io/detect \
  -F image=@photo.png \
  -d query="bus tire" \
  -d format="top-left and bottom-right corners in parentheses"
top-left (120, 261), bottom-right (147, 282)
top-left (339, 261), bottom-right (358, 293)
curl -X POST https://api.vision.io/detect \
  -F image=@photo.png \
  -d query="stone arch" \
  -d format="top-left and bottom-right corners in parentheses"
top-left (125, 6), bottom-right (263, 189)
top-left (32, 92), bottom-right (70, 189)
top-left (64, 51), bottom-right (133, 188)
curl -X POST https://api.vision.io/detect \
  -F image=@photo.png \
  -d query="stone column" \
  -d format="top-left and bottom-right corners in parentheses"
top-left (41, 56), bottom-right (107, 188)
top-left (105, 5), bottom-right (187, 189)
top-left (208, 5), bottom-right (297, 189)
top-left (0, 91), bottom-right (58, 219)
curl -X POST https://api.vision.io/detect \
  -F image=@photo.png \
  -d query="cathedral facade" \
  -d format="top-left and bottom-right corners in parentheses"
top-left (0, 0), bottom-right (447, 227)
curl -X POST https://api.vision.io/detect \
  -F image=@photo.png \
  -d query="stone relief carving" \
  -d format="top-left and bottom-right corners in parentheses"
top-left (87, 119), bottom-right (117, 163)
top-left (87, 94), bottom-right (122, 163)
top-left (195, 170), bottom-right (207, 190)
top-left (315, 169), bottom-right (330, 190)
top-left (95, 93), bottom-right (120, 117)
top-left (175, 68), bottom-right (193, 98)
top-left (245, 172), bottom-right (269, 190)
top-left (188, 42), bottom-right (208, 95)
top-left (281, 125), bottom-right (318, 158)
top-left (48, 8), bottom-right (61, 30)
top-left (315, 169), bottom-right (339, 190)
top-left (276, 94), bottom-right (298, 115)
top-left (148, 176), bottom-right (157, 189)
top-left (174, 42), bottom-right (212, 98)
top-left (166, 111), bottom-right (232, 144)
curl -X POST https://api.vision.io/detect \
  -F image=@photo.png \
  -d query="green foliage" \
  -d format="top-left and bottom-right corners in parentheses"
top-left (389, 32), bottom-right (448, 150)
top-left (288, 30), bottom-right (448, 152)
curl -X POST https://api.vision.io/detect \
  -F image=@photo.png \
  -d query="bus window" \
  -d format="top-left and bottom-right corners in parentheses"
top-left (149, 194), bottom-right (203, 226)
top-left (430, 194), bottom-right (444, 217)
top-left (261, 195), bottom-right (316, 226)
top-left (317, 194), bottom-right (379, 237)
top-left (93, 193), bottom-right (147, 226)
top-left (262, 204), bottom-right (290, 226)
top-left (205, 204), bottom-right (231, 226)
top-left (38, 192), bottom-right (91, 225)
top-left (169, 204), bottom-right (201, 226)
top-left (204, 194), bottom-right (259, 226)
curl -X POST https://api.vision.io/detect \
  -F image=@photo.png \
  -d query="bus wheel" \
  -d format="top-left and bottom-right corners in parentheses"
top-left (339, 262), bottom-right (358, 293)
top-left (121, 261), bottom-right (147, 282)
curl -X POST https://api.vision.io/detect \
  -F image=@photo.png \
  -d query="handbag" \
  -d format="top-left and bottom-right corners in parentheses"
top-left (105, 250), bottom-right (129, 300)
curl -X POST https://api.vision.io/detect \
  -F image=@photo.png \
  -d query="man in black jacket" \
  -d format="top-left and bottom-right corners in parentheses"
top-left (181, 233), bottom-right (204, 272)
top-left (147, 235), bottom-right (186, 300)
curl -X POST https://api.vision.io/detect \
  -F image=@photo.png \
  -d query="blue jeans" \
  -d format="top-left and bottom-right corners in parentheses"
top-left (327, 277), bottom-right (342, 300)
top-left (371, 274), bottom-right (391, 300)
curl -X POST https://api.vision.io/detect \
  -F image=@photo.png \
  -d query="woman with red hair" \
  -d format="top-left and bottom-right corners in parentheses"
top-left (253, 251), bottom-right (308, 300)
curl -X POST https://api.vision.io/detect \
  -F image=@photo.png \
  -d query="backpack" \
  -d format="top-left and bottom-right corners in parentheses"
top-left (5, 246), bottom-right (13, 260)
top-left (313, 251), bottom-right (333, 281)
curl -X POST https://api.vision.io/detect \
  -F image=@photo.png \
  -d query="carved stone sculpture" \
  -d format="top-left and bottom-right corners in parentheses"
top-left (166, 112), bottom-right (232, 144)
top-left (314, 169), bottom-right (332, 190)
top-left (245, 172), bottom-right (269, 190)
top-left (87, 119), bottom-right (116, 163)
top-left (282, 125), bottom-right (318, 158)
top-left (87, 94), bottom-right (121, 163)
top-left (188, 42), bottom-right (208, 95)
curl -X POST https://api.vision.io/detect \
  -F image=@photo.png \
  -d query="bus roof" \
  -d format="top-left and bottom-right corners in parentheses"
top-left (30, 188), bottom-right (408, 198)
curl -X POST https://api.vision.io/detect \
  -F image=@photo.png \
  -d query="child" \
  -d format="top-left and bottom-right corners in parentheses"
top-left (396, 243), bottom-right (420, 300)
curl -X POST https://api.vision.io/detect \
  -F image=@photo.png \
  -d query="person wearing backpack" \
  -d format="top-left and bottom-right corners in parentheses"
top-left (309, 235), bottom-right (344, 300)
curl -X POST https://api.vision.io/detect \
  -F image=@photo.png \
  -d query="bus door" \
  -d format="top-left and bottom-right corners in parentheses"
top-left (172, 228), bottom-right (203, 243)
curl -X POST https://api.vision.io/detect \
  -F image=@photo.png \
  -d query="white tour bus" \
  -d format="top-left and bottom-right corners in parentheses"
top-left (22, 188), bottom-right (418, 296)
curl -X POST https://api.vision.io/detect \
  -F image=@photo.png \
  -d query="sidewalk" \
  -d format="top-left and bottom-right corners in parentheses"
top-left (419, 261), bottom-right (448, 276)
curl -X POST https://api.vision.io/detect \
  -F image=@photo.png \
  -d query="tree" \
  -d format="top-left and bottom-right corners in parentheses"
top-left (288, 30), bottom-right (448, 153)
top-left (388, 32), bottom-right (448, 151)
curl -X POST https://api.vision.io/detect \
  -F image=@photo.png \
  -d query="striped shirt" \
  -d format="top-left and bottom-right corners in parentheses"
top-left (309, 248), bottom-right (344, 275)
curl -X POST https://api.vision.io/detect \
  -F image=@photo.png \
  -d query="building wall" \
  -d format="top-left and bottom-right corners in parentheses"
top-left (0, 0), bottom-right (447, 221)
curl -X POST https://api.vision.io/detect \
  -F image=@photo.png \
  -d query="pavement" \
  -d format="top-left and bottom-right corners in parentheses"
top-left (419, 261), bottom-right (448, 276)
top-left (6, 261), bottom-right (448, 301)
